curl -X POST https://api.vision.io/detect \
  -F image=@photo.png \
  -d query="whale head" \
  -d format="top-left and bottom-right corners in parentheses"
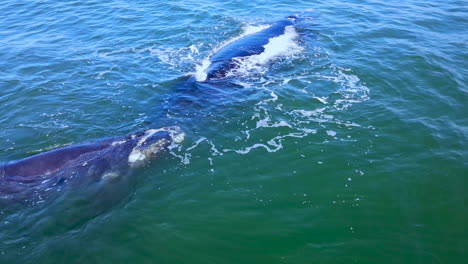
top-left (127, 126), bottom-right (184, 167)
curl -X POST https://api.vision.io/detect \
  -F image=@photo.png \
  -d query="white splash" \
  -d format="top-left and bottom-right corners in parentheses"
top-left (193, 59), bottom-right (211, 82)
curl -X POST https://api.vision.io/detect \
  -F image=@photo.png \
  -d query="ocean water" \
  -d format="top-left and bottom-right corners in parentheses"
top-left (0, 0), bottom-right (466, 263)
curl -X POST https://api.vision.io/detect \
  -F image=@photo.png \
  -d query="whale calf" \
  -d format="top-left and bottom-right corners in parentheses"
top-left (204, 16), bottom-right (297, 80)
top-left (0, 126), bottom-right (184, 199)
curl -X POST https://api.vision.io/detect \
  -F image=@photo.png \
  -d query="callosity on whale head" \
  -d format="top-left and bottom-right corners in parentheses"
top-left (128, 126), bottom-right (184, 167)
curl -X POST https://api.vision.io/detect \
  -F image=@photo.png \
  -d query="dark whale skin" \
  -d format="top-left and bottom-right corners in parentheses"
top-left (205, 18), bottom-right (296, 80)
top-left (0, 127), bottom-right (182, 200)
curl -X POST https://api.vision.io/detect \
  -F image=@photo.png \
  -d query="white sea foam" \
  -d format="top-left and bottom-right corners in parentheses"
top-left (216, 66), bottom-right (369, 156)
top-left (194, 59), bottom-right (210, 82)
top-left (150, 44), bottom-right (206, 74)
top-left (256, 91), bottom-right (278, 105)
top-left (223, 131), bottom-right (310, 154)
top-left (186, 137), bottom-right (206, 151)
top-left (168, 136), bottom-right (224, 165)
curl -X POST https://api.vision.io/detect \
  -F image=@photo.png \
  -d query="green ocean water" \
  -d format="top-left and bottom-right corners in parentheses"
top-left (0, 0), bottom-right (466, 263)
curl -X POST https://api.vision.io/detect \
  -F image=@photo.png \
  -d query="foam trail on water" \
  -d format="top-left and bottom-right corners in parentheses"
top-left (223, 131), bottom-right (313, 154)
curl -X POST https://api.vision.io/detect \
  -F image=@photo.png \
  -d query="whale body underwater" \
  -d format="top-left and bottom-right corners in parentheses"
top-left (0, 15), bottom-right (304, 200)
top-left (0, 127), bottom-right (184, 199)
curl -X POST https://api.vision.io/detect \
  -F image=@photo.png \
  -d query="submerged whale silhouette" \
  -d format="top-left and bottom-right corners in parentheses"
top-left (204, 16), bottom-right (297, 80)
top-left (0, 127), bottom-right (184, 199)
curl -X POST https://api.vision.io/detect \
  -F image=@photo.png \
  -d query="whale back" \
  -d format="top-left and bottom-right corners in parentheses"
top-left (1, 141), bottom-right (113, 178)
top-left (206, 19), bottom-right (295, 80)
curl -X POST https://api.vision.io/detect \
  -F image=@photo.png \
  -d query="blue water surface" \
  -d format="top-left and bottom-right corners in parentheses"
top-left (0, 0), bottom-right (466, 263)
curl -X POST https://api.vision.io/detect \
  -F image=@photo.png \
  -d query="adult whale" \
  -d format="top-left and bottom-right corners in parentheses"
top-left (0, 126), bottom-right (184, 200)
top-left (203, 15), bottom-right (298, 81)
